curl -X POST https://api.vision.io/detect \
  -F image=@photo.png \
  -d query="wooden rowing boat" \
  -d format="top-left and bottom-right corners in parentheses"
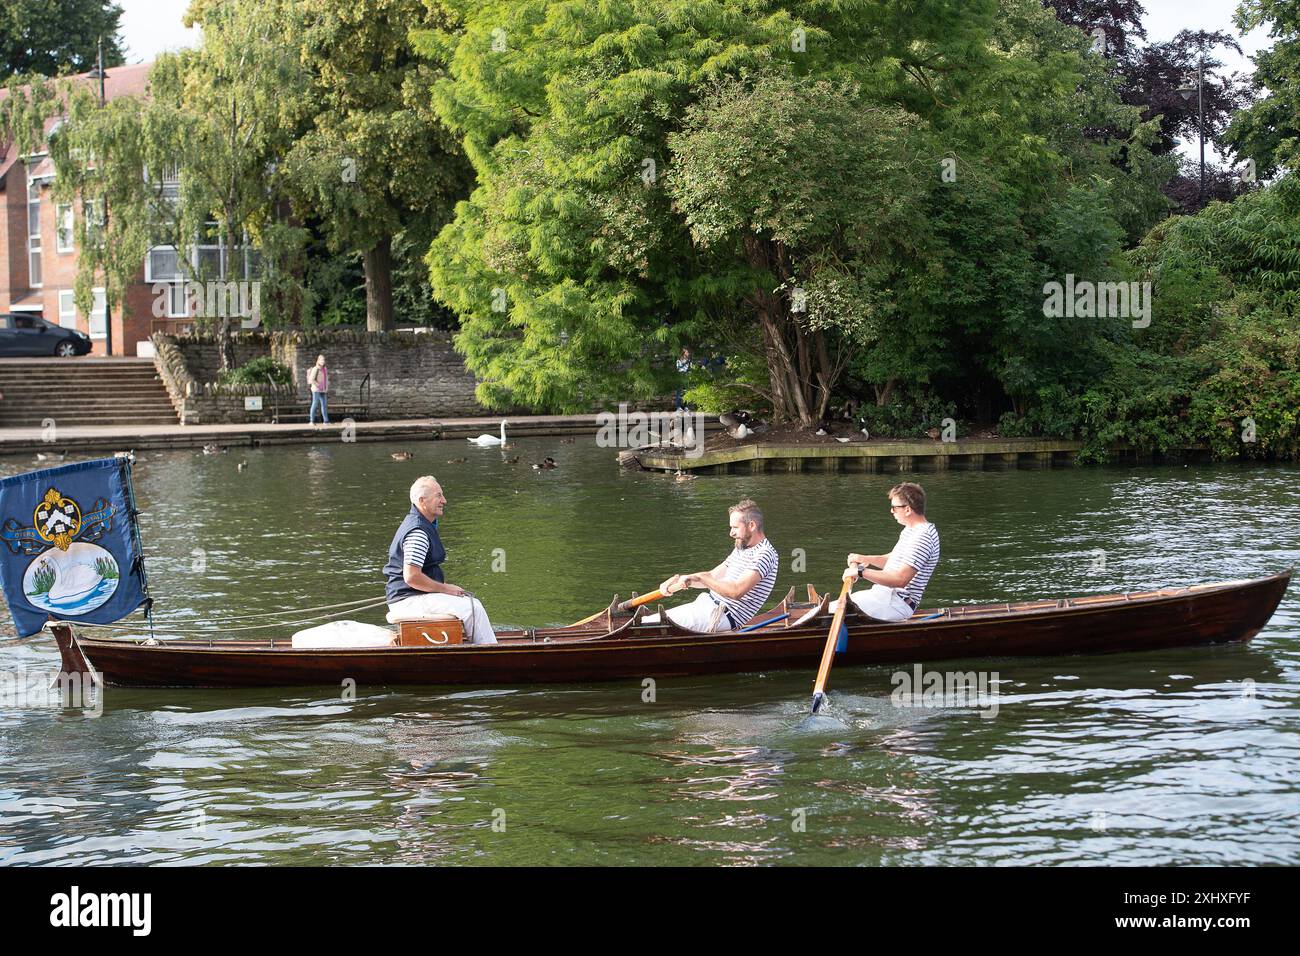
top-left (48, 571), bottom-right (1291, 689)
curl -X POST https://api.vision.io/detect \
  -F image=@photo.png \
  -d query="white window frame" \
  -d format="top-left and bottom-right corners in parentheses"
top-left (83, 197), bottom-right (105, 245)
top-left (58, 290), bottom-right (78, 329)
top-left (27, 177), bottom-right (42, 287)
top-left (55, 203), bottom-right (75, 253)
top-left (145, 245), bottom-right (190, 318)
top-left (89, 287), bottom-right (107, 339)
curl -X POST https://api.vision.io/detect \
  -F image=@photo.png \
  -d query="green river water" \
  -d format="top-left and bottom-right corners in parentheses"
top-left (0, 437), bottom-right (1297, 865)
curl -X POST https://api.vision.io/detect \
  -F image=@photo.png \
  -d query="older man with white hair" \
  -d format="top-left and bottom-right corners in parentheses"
top-left (383, 476), bottom-right (497, 644)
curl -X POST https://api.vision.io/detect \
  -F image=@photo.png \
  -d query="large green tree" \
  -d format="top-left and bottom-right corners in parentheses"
top-left (273, 0), bottom-right (471, 330)
top-left (0, 0), bottom-right (309, 371)
top-left (0, 0), bottom-right (124, 81)
top-left (1226, 0), bottom-right (1300, 178)
top-left (422, 0), bottom-right (1168, 423)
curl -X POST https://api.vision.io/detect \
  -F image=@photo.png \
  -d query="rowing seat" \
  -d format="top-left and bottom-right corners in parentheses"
top-left (396, 617), bottom-right (465, 647)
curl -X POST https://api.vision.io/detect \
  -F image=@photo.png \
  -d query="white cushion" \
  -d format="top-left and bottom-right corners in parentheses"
top-left (290, 621), bottom-right (397, 649)
top-left (385, 606), bottom-right (461, 624)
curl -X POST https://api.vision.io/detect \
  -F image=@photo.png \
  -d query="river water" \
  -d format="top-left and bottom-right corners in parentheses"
top-left (0, 438), bottom-right (1296, 865)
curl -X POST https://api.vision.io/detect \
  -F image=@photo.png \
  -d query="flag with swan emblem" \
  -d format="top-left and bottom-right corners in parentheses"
top-left (0, 455), bottom-right (151, 638)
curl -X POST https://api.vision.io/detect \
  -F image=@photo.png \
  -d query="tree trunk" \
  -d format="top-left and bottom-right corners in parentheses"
top-left (745, 234), bottom-right (817, 427)
top-left (813, 330), bottom-right (835, 421)
top-left (364, 235), bottom-right (395, 331)
top-left (874, 378), bottom-right (897, 407)
top-left (218, 228), bottom-right (238, 373)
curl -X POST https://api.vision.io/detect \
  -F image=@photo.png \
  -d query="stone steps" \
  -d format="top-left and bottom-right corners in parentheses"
top-left (0, 358), bottom-right (178, 427)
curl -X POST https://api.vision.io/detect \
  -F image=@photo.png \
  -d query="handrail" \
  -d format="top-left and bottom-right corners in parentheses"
top-left (266, 371), bottom-right (279, 423)
top-left (359, 372), bottom-right (371, 415)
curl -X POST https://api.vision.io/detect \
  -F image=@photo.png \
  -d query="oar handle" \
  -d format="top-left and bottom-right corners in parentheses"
top-left (616, 589), bottom-right (667, 611)
top-left (811, 565), bottom-right (860, 713)
top-left (569, 588), bottom-right (669, 627)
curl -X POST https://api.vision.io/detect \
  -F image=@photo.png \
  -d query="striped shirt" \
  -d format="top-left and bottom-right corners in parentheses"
top-left (887, 522), bottom-right (940, 606)
top-left (711, 537), bottom-right (779, 626)
top-left (402, 529), bottom-right (430, 568)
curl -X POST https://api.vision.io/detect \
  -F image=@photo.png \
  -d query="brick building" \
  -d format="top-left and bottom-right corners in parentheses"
top-left (1, 62), bottom-right (206, 357)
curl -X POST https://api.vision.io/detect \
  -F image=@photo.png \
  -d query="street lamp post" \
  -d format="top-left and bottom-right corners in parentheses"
top-left (86, 36), bottom-right (113, 357)
top-left (1179, 51), bottom-right (1207, 203)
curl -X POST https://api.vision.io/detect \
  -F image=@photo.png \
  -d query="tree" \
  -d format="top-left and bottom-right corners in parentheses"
top-left (425, 0), bottom-right (1087, 420)
top-left (427, 0), bottom-right (1168, 423)
top-left (666, 71), bottom-right (932, 424)
top-left (0, 0), bottom-right (124, 81)
top-left (0, 1), bottom-right (311, 372)
top-left (274, 0), bottom-right (472, 331)
top-left (1043, 2), bottom-right (1256, 212)
top-left (1225, 0), bottom-right (1300, 178)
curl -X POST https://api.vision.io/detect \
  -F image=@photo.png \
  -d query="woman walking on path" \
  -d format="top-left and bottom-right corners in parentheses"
top-left (308, 354), bottom-right (330, 425)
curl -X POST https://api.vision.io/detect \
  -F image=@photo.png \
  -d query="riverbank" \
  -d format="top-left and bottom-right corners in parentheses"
top-left (633, 436), bottom-right (1216, 473)
top-left (0, 414), bottom-right (711, 457)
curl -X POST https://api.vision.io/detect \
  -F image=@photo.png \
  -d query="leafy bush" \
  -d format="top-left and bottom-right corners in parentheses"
top-left (219, 356), bottom-right (293, 386)
top-left (855, 388), bottom-right (958, 439)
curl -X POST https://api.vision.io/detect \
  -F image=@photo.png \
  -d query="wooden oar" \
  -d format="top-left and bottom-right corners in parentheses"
top-left (810, 566), bottom-right (860, 715)
top-left (570, 589), bottom-right (668, 627)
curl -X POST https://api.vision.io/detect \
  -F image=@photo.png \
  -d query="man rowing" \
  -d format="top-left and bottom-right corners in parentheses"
top-left (839, 481), bottom-right (940, 622)
top-left (383, 476), bottom-right (497, 644)
top-left (641, 499), bottom-right (779, 631)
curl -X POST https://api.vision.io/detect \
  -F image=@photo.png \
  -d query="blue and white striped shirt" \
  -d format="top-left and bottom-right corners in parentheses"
top-left (712, 538), bottom-right (779, 625)
top-left (402, 529), bottom-right (430, 568)
top-left (887, 522), bottom-right (940, 606)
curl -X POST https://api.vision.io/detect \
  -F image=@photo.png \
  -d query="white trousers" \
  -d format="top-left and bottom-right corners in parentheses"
top-left (831, 584), bottom-right (914, 623)
top-left (640, 592), bottom-right (733, 632)
top-left (386, 593), bottom-right (498, 645)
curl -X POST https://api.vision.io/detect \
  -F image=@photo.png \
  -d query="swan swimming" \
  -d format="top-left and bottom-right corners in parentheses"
top-left (467, 420), bottom-right (508, 446)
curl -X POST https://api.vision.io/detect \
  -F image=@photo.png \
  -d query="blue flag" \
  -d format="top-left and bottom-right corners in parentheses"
top-left (0, 456), bottom-right (151, 638)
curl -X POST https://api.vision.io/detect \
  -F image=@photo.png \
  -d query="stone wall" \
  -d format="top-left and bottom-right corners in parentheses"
top-left (152, 332), bottom-right (295, 425)
top-left (150, 328), bottom-right (487, 424)
top-left (273, 329), bottom-right (487, 418)
top-left (172, 333), bottom-right (273, 385)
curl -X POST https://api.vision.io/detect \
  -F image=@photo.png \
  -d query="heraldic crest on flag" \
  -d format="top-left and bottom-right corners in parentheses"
top-left (0, 456), bottom-right (151, 638)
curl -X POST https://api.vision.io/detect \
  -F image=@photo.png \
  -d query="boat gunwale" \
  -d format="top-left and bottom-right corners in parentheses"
top-left (62, 570), bottom-right (1292, 655)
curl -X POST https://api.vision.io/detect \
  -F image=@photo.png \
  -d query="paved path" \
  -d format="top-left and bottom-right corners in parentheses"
top-left (0, 414), bottom-right (640, 457)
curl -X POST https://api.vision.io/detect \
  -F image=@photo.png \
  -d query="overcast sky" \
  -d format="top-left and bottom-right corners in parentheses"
top-left (116, 0), bottom-right (1270, 161)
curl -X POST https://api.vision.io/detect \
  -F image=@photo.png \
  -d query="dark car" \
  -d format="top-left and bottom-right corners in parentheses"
top-left (0, 313), bottom-right (93, 357)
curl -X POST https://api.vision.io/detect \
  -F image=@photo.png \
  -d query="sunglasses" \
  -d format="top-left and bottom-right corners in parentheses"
top-left (889, 503), bottom-right (908, 511)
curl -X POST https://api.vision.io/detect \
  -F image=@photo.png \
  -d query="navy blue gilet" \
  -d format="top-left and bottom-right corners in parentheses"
top-left (383, 506), bottom-right (446, 604)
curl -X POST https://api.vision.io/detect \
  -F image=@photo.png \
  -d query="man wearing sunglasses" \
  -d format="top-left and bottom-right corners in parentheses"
top-left (839, 481), bottom-right (940, 622)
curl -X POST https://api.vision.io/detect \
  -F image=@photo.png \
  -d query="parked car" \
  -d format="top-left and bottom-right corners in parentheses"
top-left (0, 314), bottom-right (92, 357)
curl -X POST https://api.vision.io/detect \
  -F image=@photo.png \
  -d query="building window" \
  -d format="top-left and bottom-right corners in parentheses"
top-left (193, 221), bottom-right (255, 280)
top-left (83, 198), bottom-right (105, 244)
top-left (146, 245), bottom-right (190, 318)
top-left (55, 204), bottom-right (75, 252)
top-left (58, 290), bottom-right (78, 329)
top-left (89, 288), bottom-right (107, 338)
top-left (27, 178), bottom-right (42, 287)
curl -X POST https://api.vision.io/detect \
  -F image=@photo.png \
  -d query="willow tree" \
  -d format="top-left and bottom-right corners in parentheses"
top-left (0, 0), bottom-right (309, 371)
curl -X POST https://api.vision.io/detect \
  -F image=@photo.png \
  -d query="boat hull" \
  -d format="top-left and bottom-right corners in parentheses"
top-left (52, 572), bottom-right (1291, 689)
